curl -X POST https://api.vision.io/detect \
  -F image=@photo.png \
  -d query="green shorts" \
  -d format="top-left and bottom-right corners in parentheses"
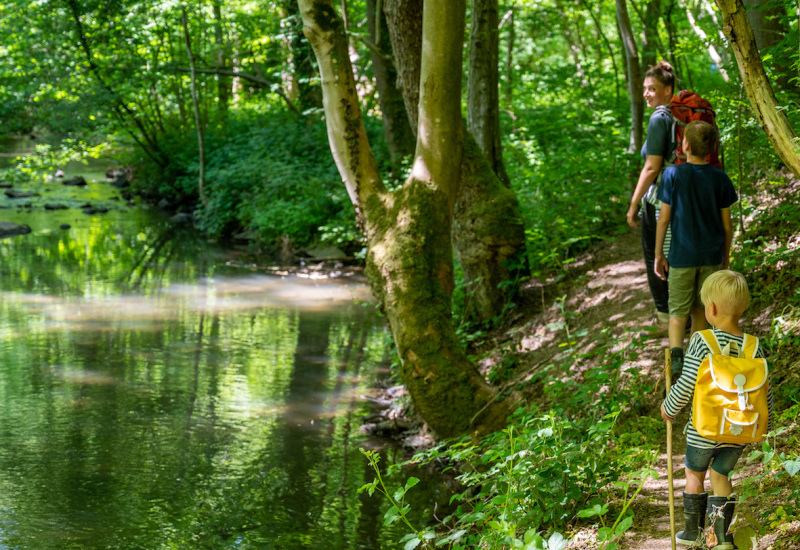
top-left (668, 265), bottom-right (721, 317)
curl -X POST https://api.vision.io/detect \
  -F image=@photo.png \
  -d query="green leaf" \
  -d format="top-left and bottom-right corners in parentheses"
top-left (547, 532), bottom-right (568, 550)
top-left (615, 515), bottom-right (634, 535)
top-left (384, 505), bottom-right (399, 526)
top-left (578, 503), bottom-right (607, 518)
top-left (405, 477), bottom-right (420, 490)
top-left (394, 487), bottom-right (406, 501)
top-left (404, 537), bottom-right (421, 550)
top-left (784, 459), bottom-right (800, 476)
top-left (523, 529), bottom-right (541, 544)
top-left (733, 526), bottom-right (758, 549)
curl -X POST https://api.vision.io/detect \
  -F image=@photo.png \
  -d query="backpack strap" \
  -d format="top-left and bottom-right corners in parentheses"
top-left (696, 329), bottom-right (721, 355)
top-left (654, 104), bottom-right (677, 165)
top-left (742, 333), bottom-right (759, 359)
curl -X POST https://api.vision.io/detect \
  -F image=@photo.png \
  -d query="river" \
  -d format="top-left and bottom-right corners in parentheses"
top-left (0, 143), bottom-right (440, 549)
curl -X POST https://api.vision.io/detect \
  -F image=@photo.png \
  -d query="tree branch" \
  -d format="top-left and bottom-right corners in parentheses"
top-left (168, 66), bottom-right (300, 114)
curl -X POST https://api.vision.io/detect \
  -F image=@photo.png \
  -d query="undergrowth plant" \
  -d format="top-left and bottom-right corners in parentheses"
top-left (730, 401), bottom-right (800, 548)
top-left (359, 324), bottom-right (661, 548)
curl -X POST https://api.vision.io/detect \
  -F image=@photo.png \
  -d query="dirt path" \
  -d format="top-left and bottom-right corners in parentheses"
top-left (497, 226), bottom-right (795, 549)
top-left (495, 228), bottom-right (712, 548)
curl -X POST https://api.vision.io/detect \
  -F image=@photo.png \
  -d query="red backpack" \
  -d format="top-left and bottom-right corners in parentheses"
top-left (665, 90), bottom-right (723, 169)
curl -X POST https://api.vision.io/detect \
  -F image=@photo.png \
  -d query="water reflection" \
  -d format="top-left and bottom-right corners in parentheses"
top-left (0, 204), bottom-right (433, 548)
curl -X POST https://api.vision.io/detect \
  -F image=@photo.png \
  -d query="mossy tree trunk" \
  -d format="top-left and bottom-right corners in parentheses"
top-left (298, 0), bottom-right (517, 438)
top-left (716, 0), bottom-right (800, 177)
top-left (385, 0), bottom-right (527, 323)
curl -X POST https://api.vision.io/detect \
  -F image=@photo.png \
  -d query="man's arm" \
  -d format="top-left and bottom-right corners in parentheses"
top-left (654, 202), bottom-right (671, 280)
top-left (720, 207), bottom-right (732, 269)
top-left (627, 155), bottom-right (664, 228)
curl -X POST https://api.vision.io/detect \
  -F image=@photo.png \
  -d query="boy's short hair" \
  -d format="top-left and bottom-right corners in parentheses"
top-left (701, 270), bottom-right (750, 316)
top-left (684, 121), bottom-right (718, 159)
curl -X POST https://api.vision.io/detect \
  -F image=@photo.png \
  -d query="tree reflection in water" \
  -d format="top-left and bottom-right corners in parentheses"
top-left (0, 208), bottom-right (437, 549)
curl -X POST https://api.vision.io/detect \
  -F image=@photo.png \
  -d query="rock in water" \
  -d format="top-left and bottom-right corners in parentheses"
top-left (0, 222), bottom-right (32, 239)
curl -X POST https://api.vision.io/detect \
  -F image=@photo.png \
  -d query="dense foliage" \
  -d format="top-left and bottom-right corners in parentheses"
top-left (2, 0), bottom-right (800, 547)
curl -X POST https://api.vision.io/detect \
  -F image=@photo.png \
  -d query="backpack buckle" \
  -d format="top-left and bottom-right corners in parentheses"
top-left (734, 373), bottom-right (751, 410)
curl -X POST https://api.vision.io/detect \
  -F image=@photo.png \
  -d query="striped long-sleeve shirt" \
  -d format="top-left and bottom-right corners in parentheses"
top-left (663, 328), bottom-right (774, 450)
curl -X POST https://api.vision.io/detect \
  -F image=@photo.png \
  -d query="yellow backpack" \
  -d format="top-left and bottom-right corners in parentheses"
top-left (692, 330), bottom-right (769, 444)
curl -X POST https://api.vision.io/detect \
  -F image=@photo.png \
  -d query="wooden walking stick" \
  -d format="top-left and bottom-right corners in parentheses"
top-left (666, 348), bottom-right (677, 550)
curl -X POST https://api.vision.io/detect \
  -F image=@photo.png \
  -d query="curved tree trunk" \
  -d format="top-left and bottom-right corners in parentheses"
top-left (298, 0), bottom-right (517, 437)
top-left (616, 0), bottom-right (643, 154)
top-left (386, 0), bottom-right (527, 322)
top-left (716, 0), bottom-right (800, 177)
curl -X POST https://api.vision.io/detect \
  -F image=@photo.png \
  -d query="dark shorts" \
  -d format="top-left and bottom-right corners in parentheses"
top-left (685, 444), bottom-right (744, 476)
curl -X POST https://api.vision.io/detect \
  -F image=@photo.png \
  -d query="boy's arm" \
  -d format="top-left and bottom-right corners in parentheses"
top-left (654, 202), bottom-right (671, 280)
top-left (663, 333), bottom-right (706, 418)
top-left (720, 207), bottom-right (732, 269)
top-left (627, 155), bottom-right (664, 228)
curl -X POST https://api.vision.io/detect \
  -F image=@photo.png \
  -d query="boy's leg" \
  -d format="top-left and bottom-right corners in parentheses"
top-left (669, 316), bottom-right (688, 350)
top-left (708, 446), bottom-right (743, 497)
top-left (679, 447), bottom-right (711, 547)
top-left (667, 267), bottom-right (697, 377)
top-left (684, 467), bottom-right (707, 494)
top-left (706, 447), bottom-right (744, 549)
top-left (709, 469), bottom-right (732, 497)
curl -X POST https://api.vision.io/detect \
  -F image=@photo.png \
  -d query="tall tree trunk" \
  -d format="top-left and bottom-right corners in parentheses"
top-left (182, 7), bottom-right (206, 205)
top-left (716, 0), bottom-right (800, 177)
top-left (285, 0), bottom-right (320, 111)
top-left (386, 0), bottom-right (527, 322)
top-left (212, 3), bottom-right (230, 115)
top-left (742, 0), bottom-right (792, 88)
top-left (502, 8), bottom-right (514, 105)
top-left (383, 0), bottom-right (424, 130)
top-left (616, 0), bottom-right (644, 153)
top-left (640, 0), bottom-right (661, 69)
top-left (366, 0), bottom-right (415, 170)
top-left (298, 0), bottom-right (517, 437)
top-left (468, 0), bottom-right (509, 183)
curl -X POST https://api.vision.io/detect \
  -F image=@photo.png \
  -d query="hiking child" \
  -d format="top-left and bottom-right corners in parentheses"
top-left (654, 120), bottom-right (737, 377)
top-left (661, 270), bottom-right (774, 548)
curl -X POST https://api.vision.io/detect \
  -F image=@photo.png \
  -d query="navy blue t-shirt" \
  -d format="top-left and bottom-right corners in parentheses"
top-left (657, 163), bottom-right (737, 268)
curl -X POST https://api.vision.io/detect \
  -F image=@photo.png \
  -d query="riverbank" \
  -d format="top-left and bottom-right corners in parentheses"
top-left (359, 167), bottom-right (800, 548)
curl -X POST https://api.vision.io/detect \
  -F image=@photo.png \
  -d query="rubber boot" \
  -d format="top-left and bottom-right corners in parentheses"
top-left (671, 347), bottom-right (685, 380)
top-left (707, 496), bottom-right (737, 549)
top-left (676, 492), bottom-right (706, 547)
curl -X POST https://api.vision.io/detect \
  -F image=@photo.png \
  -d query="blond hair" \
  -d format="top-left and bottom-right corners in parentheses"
top-left (701, 270), bottom-right (750, 316)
